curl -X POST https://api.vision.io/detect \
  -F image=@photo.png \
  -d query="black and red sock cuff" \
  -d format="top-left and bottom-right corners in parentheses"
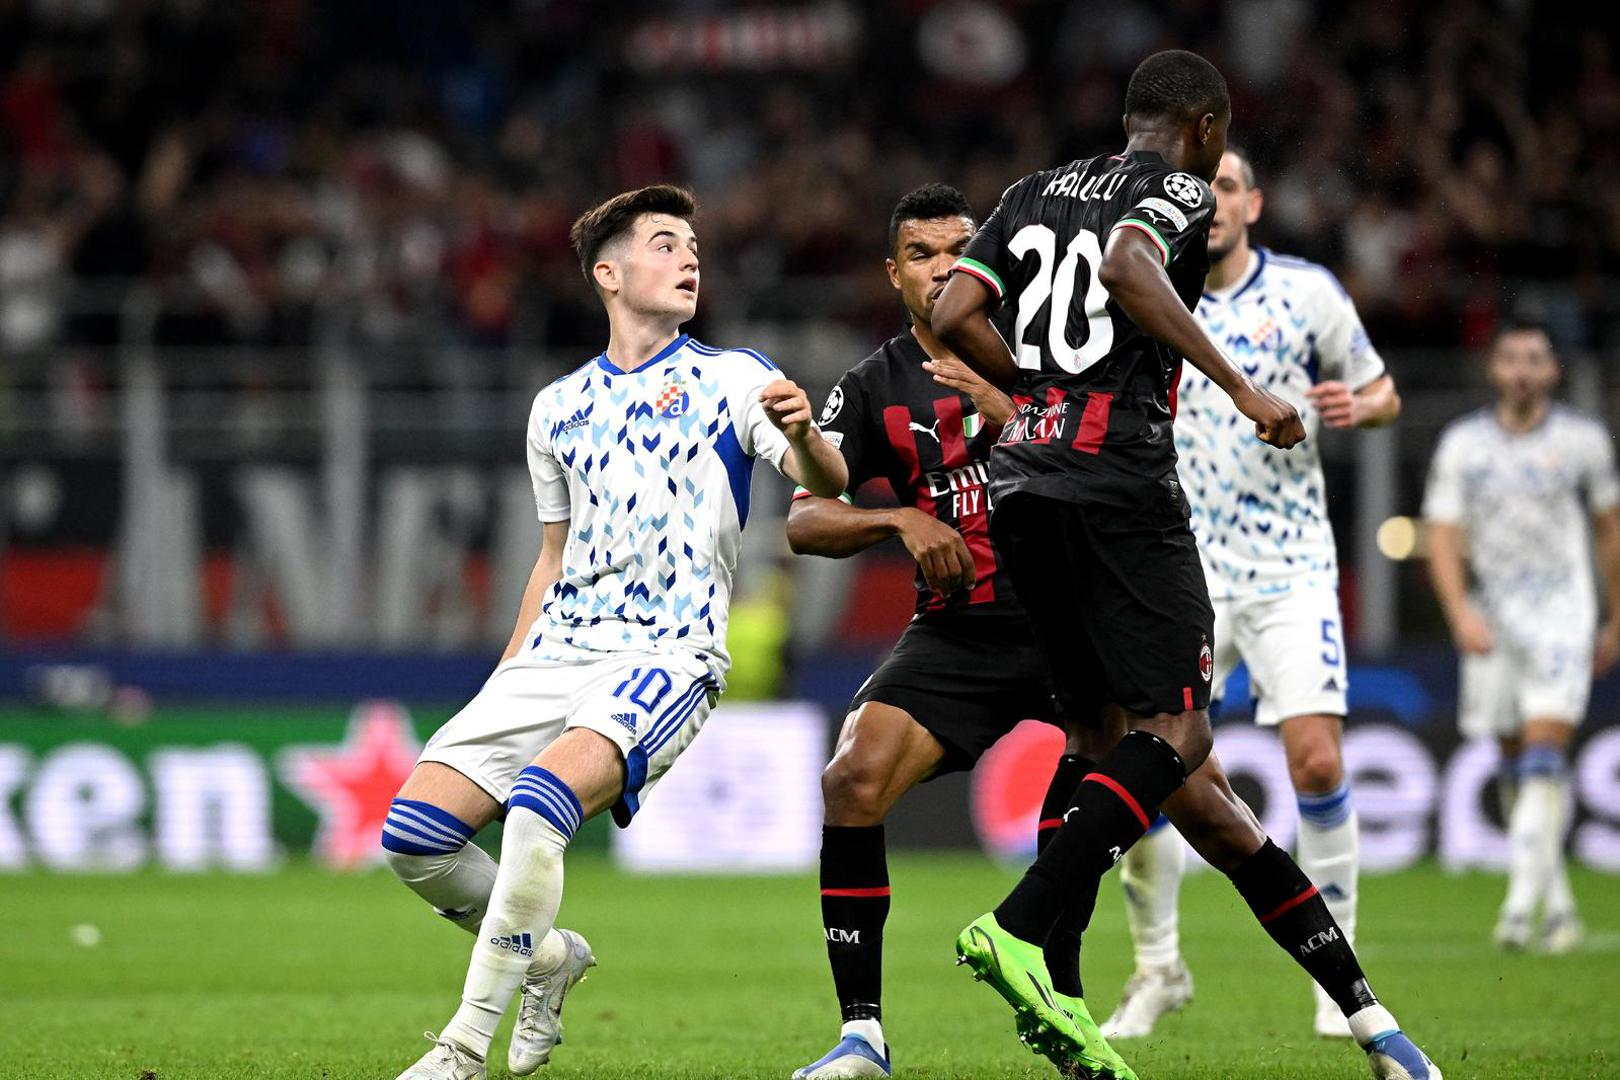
top-left (1038, 754), bottom-right (1095, 850)
top-left (1080, 731), bottom-right (1188, 831)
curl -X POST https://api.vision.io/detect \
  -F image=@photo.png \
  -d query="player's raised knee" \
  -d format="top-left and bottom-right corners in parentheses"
top-left (380, 797), bottom-right (477, 879)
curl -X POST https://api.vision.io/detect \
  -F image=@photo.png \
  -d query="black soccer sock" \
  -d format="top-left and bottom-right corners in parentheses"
top-left (1229, 839), bottom-right (1377, 1016)
top-left (995, 731), bottom-right (1188, 945)
top-left (821, 824), bottom-right (890, 1023)
top-left (1037, 754), bottom-right (1095, 998)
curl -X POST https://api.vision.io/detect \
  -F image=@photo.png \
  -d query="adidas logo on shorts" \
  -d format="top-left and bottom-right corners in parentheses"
top-left (610, 711), bottom-right (638, 733)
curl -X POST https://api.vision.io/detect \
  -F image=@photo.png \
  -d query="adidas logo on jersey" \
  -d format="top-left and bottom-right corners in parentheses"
top-left (551, 407), bottom-right (592, 440)
top-left (610, 711), bottom-right (638, 733)
top-left (491, 932), bottom-right (536, 958)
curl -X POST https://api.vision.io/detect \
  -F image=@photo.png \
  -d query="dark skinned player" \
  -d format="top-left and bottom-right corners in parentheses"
top-left (932, 50), bottom-right (1441, 1080)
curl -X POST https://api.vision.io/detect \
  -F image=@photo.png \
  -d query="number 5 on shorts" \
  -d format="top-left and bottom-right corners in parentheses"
top-left (1320, 618), bottom-right (1342, 667)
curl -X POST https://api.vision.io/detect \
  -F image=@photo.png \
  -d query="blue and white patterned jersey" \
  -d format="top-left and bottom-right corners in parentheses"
top-left (1177, 248), bottom-right (1386, 599)
top-left (523, 334), bottom-right (791, 677)
top-left (1423, 406), bottom-right (1619, 648)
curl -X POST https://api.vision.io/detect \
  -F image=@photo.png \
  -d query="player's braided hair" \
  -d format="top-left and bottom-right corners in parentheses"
top-left (888, 183), bottom-right (974, 256)
top-left (570, 184), bottom-right (698, 282)
top-left (1124, 50), bottom-right (1230, 122)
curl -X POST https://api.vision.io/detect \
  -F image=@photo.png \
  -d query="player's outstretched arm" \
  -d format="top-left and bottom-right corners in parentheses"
top-left (787, 498), bottom-right (976, 596)
top-left (499, 519), bottom-right (570, 663)
top-left (760, 379), bottom-right (849, 498)
top-left (1098, 229), bottom-right (1305, 449)
top-left (931, 273), bottom-right (1019, 391)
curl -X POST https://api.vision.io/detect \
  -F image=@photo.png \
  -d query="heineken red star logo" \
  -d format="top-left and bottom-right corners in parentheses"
top-left (279, 701), bottom-right (422, 868)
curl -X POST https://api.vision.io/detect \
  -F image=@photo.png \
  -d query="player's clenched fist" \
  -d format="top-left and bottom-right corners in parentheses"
top-left (1236, 384), bottom-right (1307, 449)
top-left (760, 379), bottom-right (816, 441)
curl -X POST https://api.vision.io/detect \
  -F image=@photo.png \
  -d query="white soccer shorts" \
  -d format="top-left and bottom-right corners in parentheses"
top-left (418, 645), bottom-right (720, 825)
top-left (1209, 585), bottom-right (1349, 727)
top-left (1458, 637), bottom-right (1590, 739)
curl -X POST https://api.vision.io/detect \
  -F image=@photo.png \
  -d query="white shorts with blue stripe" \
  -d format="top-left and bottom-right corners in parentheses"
top-left (418, 642), bottom-right (721, 827)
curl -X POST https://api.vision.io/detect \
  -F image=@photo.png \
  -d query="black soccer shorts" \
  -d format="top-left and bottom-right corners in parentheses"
top-left (990, 488), bottom-right (1216, 719)
top-left (850, 608), bottom-right (1061, 775)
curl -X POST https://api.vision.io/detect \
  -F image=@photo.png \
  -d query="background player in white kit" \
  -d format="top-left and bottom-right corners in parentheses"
top-left (1105, 147), bottom-right (1402, 1040)
top-left (378, 185), bottom-right (847, 1080)
top-left (1424, 322), bottom-right (1620, 952)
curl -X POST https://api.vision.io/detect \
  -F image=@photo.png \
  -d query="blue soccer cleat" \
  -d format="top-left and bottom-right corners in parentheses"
top-left (1364, 1030), bottom-right (1442, 1080)
top-left (791, 1034), bottom-right (891, 1079)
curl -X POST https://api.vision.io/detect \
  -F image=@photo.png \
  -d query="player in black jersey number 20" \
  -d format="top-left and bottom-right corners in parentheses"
top-left (934, 50), bottom-right (1441, 1080)
top-left (787, 184), bottom-right (1064, 1080)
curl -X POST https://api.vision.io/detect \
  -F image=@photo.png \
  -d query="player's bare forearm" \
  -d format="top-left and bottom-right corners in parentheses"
top-left (782, 431), bottom-right (849, 499)
top-left (1592, 508), bottom-right (1620, 622)
top-left (1424, 521), bottom-right (1473, 622)
top-left (500, 520), bottom-right (568, 663)
top-left (1354, 375), bottom-right (1401, 427)
top-left (786, 497), bottom-right (903, 557)
top-left (1100, 231), bottom-right (1247, 399)
top-left (1101, 230), bottom-right (1303, 447)
top-left (932, 273), bottom-right (1018, 391)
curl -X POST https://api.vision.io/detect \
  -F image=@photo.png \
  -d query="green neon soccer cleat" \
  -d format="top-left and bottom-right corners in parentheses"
top-left (954, 913), bottom-right (1133, 1080)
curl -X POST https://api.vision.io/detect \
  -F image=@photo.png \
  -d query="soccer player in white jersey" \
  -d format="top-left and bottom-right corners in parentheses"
top-left (1104, 147), bottom-right (1402, 1041)
top-left (381, 185), bottom-right (847, 1080)
top-left (1424, 321), bottom-right (1620, 952)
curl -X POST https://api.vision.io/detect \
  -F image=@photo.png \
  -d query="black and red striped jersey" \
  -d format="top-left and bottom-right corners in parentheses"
top-left (952, 149), bottom-right (1215, 507)
top-left (798, 329), bottom-right (1012, 616)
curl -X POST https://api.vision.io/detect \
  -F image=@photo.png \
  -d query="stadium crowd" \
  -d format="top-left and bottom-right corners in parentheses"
top-left (2, 0), bottom-right (1617, 370)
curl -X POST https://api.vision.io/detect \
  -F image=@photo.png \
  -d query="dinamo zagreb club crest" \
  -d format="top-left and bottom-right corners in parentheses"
top-left (656, 372), bottom-right (691, 418)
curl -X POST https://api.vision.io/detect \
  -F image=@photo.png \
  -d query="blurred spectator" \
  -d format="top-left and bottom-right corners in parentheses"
top-left (0, 0), bottom-right (1616, 366)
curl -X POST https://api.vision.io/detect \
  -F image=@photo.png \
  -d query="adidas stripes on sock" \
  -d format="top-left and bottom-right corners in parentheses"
top-left (439, 766), bottom-right (581, 1059)
top-left (382, 799), bottom-right (496, 932)
top-left (1296, 782), bottom-right (1359, 943)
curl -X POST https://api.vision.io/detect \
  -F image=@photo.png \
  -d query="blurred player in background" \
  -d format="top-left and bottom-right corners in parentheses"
top-left (1105, 147), bottom-right (1402, 1041)
top-left (934, 49), bottom-right (1440, 1080)
top-left (381, 185), bottom-right (846, 1080)
top-left (786, 184), bottom-right (1059, 1080)
top-left (1424, 322), bottom-right (1620, 952)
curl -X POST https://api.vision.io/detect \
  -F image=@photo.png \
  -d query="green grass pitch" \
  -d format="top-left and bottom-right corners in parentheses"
top-left (4, 855), bottom-right (1617, 1079)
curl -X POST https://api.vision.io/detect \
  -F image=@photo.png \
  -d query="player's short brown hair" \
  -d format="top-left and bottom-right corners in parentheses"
top-left (569, 185), bottom-right (697, 283)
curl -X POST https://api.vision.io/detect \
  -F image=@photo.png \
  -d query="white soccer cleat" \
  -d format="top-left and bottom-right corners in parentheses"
top-left (1100, 959), bottom-right (1194, 1039)
top-left (508, 928), bottom-right (596, 1075)
top-left (1313, 985), bottom-right (1353, 1038)
top-left (1363, 1030), bottom-right (1442, 1080)
top-left (1492, 912), bottom-right (1532, 951)
top-left (791, 1033), bottom-right (891, 1078)
top-left (1540, 913), bottom-right (1584, 955)
top-left (395, 1035), bottom-right (486, 1080)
